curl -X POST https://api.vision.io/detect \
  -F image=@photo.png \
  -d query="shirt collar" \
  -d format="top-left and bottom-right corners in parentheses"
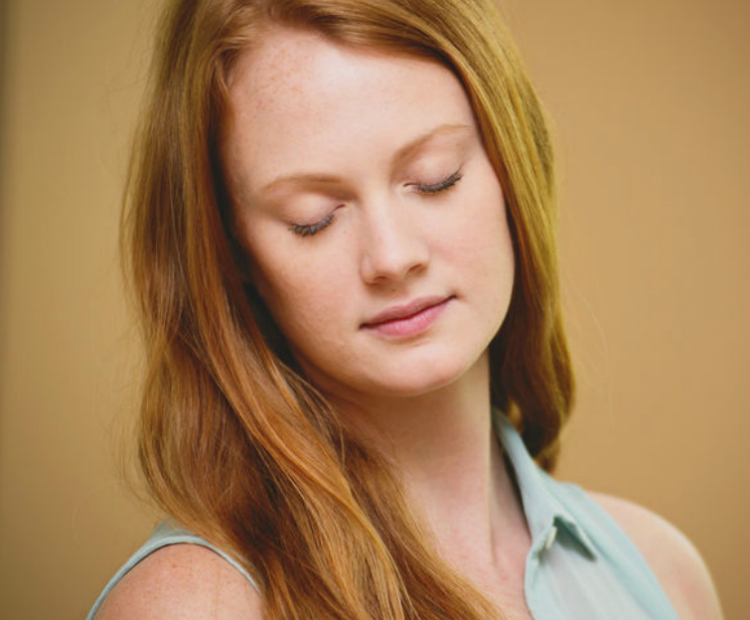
top-left (494, 413), bottom-right (599, 560)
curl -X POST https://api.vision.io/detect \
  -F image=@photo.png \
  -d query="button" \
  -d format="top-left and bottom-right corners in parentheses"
top-left (543, 525), bottom-right (558, 551)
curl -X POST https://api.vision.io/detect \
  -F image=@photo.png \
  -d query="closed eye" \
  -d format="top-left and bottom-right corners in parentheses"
top-left (289, 211), bottom-right (336, 237)
top-left (414, 169), bottom-right (463, 194)
top-left (288, 169), bottom-right (462, 237)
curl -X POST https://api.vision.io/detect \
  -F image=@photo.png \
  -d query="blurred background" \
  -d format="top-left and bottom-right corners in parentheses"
top-left (0, 0), bottom-right (747, 618)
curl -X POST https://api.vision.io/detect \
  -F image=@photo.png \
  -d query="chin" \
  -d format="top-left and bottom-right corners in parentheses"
top-left (360, 350), bottom-right (486, 398)
top-left (296, 335), bottom-right (493, 402)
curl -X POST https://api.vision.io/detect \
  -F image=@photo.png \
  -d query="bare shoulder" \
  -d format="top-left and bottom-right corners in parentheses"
top-left (93, 543), bottom-right (263, 620)
top-left (589, 492), bottom-right (724, 620)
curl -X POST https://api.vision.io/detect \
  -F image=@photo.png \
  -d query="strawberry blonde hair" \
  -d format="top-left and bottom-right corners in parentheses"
top-left (125, 0), bottom-right (573, 618)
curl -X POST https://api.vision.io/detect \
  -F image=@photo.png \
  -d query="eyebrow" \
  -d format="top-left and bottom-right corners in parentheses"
top-left (259, 123), bottom-right (472, 195)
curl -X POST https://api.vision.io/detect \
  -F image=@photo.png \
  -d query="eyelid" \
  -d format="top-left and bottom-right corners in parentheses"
top-left (413, 169), bottom-right (463, 194)
top-left (288, 168), bottom-right (462, 238)
top-left (289, 210), bottom-right (336, 237)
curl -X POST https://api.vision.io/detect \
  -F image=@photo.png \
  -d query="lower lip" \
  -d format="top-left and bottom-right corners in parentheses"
top-left (364, 298), bottom-right (452, 338)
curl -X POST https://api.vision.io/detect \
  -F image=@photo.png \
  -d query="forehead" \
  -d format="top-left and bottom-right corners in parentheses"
top-left (221, 27), bottom-right (477, 191)
top-left (227, 27), bottom-right (467, 115)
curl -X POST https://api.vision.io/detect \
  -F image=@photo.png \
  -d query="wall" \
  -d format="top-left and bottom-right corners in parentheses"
top-left (0, 0), bottom-right (747, 618)
top-left (0, 0), bottom-right (157, 617)
top-left (499, 2), bottom-right (749, 616)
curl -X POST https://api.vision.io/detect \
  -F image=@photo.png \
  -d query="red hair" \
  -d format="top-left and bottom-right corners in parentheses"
top-left (123, 0), bottom-right (573, 617)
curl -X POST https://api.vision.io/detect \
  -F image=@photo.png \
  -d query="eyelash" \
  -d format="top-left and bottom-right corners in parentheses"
top-left (289, 169), bottom-right (463, 237)
top-left (413, 169), bottom-right (463, 194)
top-left (289, 212), bottom-right (335, 237)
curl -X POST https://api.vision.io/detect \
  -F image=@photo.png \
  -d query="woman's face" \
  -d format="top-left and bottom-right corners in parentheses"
top-left (222, 27), bottom-right (514, 405)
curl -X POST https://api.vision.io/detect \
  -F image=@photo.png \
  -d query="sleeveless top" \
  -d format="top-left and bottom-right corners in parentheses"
top-left (87, 416), bottom-right (681, 620)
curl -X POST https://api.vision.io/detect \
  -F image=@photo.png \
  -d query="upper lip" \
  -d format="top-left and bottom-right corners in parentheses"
top-left (361, 295), bottom-right (451, 327)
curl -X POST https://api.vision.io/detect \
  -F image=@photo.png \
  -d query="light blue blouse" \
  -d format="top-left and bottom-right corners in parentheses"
top-left (87, 416), bottom-right (681, 619)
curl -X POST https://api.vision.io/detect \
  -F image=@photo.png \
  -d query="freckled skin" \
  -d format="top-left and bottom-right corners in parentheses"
top-left (222, 27), bottom-right (514, 409)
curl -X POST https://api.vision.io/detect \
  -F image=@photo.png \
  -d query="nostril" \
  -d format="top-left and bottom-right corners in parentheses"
top-left (358, 203), bottom-right (430, 283)
top-left (360, 244), bottom-right (429, 284)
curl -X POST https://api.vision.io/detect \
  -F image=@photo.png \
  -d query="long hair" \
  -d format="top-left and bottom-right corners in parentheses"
top-left (124, 0), bottom-right (573, 618)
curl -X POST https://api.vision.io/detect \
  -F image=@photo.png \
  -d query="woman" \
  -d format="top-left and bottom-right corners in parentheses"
top-left (88, 0), bottom-right (723, 618)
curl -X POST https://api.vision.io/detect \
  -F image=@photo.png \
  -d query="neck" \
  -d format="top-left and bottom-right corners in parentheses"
top-left (328, 354), bottom-right (531, 579)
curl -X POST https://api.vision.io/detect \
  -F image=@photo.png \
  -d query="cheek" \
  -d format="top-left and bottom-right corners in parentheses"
top-left (248, 240), bottom-right (355, 342)
top-left (447, 181), bottom-right (514, 275)
top-left (449, 188), bottom-right (515, 333)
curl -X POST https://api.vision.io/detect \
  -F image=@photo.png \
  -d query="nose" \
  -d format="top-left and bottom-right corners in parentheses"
top-left (359, 199), bottom-right (429, 285)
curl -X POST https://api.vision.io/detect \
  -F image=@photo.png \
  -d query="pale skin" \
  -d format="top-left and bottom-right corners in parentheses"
top-left (96, 27), bottom-right (724, 620)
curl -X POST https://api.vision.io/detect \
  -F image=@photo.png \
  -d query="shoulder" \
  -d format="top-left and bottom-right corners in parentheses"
top-left (93, 543), bottom-right (263, 620)
top-left (589, 492), bottom-right (724, 620)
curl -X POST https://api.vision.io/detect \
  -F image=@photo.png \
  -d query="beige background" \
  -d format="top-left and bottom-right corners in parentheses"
top-left (0, 0), bottom-right (747, 618)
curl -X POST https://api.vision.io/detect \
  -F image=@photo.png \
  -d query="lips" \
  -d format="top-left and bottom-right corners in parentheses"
top-left (361, 295), bottom-right (453, 337)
